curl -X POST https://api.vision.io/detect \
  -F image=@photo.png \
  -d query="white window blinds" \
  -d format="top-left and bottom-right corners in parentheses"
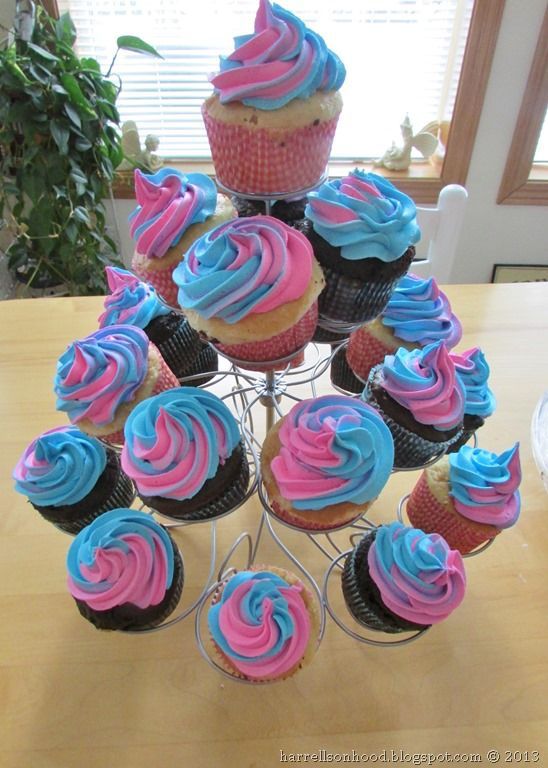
top-left (57, 0), bottom-right (473, 161)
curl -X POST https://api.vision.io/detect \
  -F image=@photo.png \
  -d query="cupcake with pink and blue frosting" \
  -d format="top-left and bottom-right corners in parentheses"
top-left (304, 170), bottom-right (420, 329)
top-left (66, 508), bottom-right (184, 630)
top-left (129, 168), bottom-right (236, 307)
top-left (407, 443), bottom-right (521, 554)
top-left (342, 522), bottom-right (466, 633)
top-left (363, 340), bottom-right (465, 468)
top-left (207, 566), bottom-right (319, 681)
top-left (99, 267), bottom-right (217, 383)
top-left (447, 347), bottom-right (496, 452)
top-left (261, 394), bottom-right (394, 531)
top-left (121, 388), bottom-right (249, 520)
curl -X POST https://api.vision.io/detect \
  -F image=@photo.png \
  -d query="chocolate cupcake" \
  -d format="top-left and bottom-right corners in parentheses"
top-left (362, 341), bottom-right (465, 468)
top-left (122, 388), bottom-right (249, 521)
top-left (304, 171), bottom-right (419, 329)
top-left (447, 347), bottom-right (496, 453)
top-left (13, 427), bottom-right (134, 535)
top-left (67, 508), bottom-right (184, 631)
top-left (342, 522), bottom-right (466, 633)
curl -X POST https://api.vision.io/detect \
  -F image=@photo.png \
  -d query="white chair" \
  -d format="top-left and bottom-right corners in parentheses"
top-left (412, 184), bottom-right (468, 284)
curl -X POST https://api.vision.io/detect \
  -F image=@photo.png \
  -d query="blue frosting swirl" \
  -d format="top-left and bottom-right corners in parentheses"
top-left (305, 170), bottom-right (421, 262)
top-left (451, 348), bottom-right (496, 418)
top-left (99, 268), bottom-right (170, 330)
top-left (13, 426), bottom-right (107, 507)
top-left (381, 273), bottom-right (462, 348)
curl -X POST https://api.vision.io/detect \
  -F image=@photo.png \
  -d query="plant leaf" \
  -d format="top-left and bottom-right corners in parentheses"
top-left (60, 74), bottom-right (96, 117)
top-left (116, 36), bottom-right (163, 59)
top-left (55, 13), bottom-right (77, 47)
top-left (63, 103), bottom-right (82, 128)
top-left (51, 120), bottom-right (70, 154)
top-left (26, 43), bottom-right (60, 63)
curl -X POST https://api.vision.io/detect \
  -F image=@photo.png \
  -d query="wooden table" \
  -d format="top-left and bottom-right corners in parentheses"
top-left (1, 284), bottom-right (547, 768)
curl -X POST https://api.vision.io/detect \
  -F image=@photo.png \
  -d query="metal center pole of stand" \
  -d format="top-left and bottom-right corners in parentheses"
top-left (264, 369), bottom-right (277, 432)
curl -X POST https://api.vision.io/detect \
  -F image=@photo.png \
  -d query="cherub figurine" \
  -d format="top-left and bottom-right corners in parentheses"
top-left (374, 115), bottom-right (439, 171)
top-left (117, 121), bottom-right (163, 172)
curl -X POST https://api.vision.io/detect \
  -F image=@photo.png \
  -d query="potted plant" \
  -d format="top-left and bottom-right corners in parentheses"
top-left (0, 3), bottom-right (161, 296)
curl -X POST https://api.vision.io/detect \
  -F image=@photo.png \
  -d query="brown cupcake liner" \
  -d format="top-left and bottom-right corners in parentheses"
top-left (445, 414), bottom-right (485, 454)
top-left (329, 346), bottom-right (365, 395)
top-left (74, 536), bottom-right (184, 631)
top-left (149, 316), bottom-right (203, 378)
top-left (140, 442), bottom-right (250, 522)
top-left (342, 531), bottom-right (428, 634)
top-left (178, 344), bottom-right (219, 387)
top-left (312, 324), bottom-right (350, 345)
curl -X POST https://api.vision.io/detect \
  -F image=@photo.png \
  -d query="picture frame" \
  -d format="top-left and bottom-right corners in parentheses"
top-left (491, 264), bottom-right (548, 283)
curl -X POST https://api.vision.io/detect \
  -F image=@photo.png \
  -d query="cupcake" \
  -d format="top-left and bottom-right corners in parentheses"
top-left (407, 444), bottom-right (521, 554)
top-left (202, 0), bottom-right (345, 195)
top-left (66, 508), bottom-right (184, 631)
top-left (121, 388), bottom-right (249, 521)
top-left (129, 168), bottom-right (236, 306)
top-left (99, 267), bottom-right (217, 384)
top-left (207, 566), bottom-right (319, 681)
top-left (261, 395), bottom-right (394, 531)
top-left (231, 195), bottom-right (307, 227)
top-left (174, 216), bottom-right (324, 371)
top-left (342, 522), bottom-right (466, 633)
top-left (331, 273), bottom-right (462, 394)
top-left (447, 347), bottom-right (496, 452)
top-left (362, 341), bottom-right (465, 468)
top-left (304, 170), bottom-right (419, 328)
top-left (54, 325), bottom-right (179, 445)
top-left (12, 427), bottom-right (134, 534)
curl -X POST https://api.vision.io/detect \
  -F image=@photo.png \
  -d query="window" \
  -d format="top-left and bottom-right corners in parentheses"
top-left (51, 0), bottom-right (505, 201)
top-left (497, 5), bottom-right (548, 205)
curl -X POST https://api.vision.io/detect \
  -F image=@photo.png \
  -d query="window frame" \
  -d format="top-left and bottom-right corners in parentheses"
top-left (497, 5), bottom-right (548, 206)
top-left (40, 0), bottom-right (506, 205)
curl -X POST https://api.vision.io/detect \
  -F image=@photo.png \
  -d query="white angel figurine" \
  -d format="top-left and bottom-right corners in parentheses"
top-left (374, 115), bottom-right (439, 171)
top-left (117, 121), bottom-right (163, 172)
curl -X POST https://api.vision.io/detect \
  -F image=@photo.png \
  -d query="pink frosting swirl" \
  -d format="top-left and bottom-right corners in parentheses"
top-left (368, 522), bottom-right (466, 625)
top-left (379, 341), bottom-right (465, 430)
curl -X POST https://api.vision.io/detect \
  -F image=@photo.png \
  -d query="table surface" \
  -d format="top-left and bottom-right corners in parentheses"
top-left (1, 284), bottom-right (547, 768)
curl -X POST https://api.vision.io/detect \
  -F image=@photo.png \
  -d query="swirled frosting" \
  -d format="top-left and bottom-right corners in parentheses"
top-left (99, 267), bottom-right (170, 329)
top-left (449, 444), bottom-right (521, 527)
top-left (381, 273), bottom-right (462, 348)
top-left (450, 347), bottom-right (496, 418)
top-left (376, 341), bottom-right (465, 430)
top-left (174, 215), bottom-right (313, 323)
top-left (208, 570), bottom-right (311, 679)
top-left (211, 0), bottom-right (345, 109)
top-left (55, 326), bottom-right (149, 426)
top-left (271, 395), bottom-right (394, 510)
top-left (305, 170), bottom-right (420, 261)
top-left (67, 509), bottom-right (175, 610)
top-left (13, 426), bottom-right (107, 507)
top-left (368, 522), bottom-right (466, 625)
top-left (121, 388), bottom-right (241, 499)
top-left (129, 168), bottom-right (217, 258)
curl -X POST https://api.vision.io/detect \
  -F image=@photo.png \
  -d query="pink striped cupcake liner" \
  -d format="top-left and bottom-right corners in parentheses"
top-left (203, 106), bottom-right (339, 195)
top-left (131, 254), bottom-right (180, 309)
top-left (347, 329), bottom-right (394, 383)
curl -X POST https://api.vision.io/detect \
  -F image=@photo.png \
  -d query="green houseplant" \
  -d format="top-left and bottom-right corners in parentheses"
top-left (0, 4), bottom-right (161, 295)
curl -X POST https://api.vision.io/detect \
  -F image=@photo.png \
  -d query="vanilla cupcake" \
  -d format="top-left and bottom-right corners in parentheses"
top-left (407, 444), bottom-right (521, 554)
top-left (54, 325), bottom-right (179, 445)
top-left (202, 0), bottom-right (345, 195)
top-left (174, 216), bottom-right (324, 371)
top-left (305, 171), bottom-right (419, 328)
top-left (129, 168), bottom-right (235, 306)
top-left (332, 273), bottom-right (462, 394)
top-left (261, 395), bottom-right (393, 531)
top-left (362, 341), bottom-right (465, 468)
top-left (207, 566), bottom-right (319, 682)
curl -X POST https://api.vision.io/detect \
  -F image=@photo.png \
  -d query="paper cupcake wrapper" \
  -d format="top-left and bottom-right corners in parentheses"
top-left (312, 324), bottom-right (350, 345)
top-left (407, 471), bottom-right (499, 554)
top-left (445, 415), bottom-right (485, 454)
top-left (74, 537), bottom-right (184, 631)
top-left (329, 346), bottom-right (365, 395)
top-left (101, 348), bottom-right (179, 446)
top-left (342, 532), bottom-right (428, 633)
top-left (178, 344), bottom-right (219, 387)
top-left (203, 105), bottom-right (339, 196)
top-left (362, 382), bottom-right (463, 469)
top-left (131, 253), bottom-right (179, 308)
top-left (142, 445), bottom-right (250, 522)
top-left (216, 302), bottom-right (318, 372)
top-left (319, 266), bottom-right (406, 325)
top-left (346, 328), bottom-right (395, 382)
top-left (36, 468), bottom-right (135, 536)
top-left (270, 498), bottom-right (365, 532)
top-left (154, 318), bottom-right (203, 379)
